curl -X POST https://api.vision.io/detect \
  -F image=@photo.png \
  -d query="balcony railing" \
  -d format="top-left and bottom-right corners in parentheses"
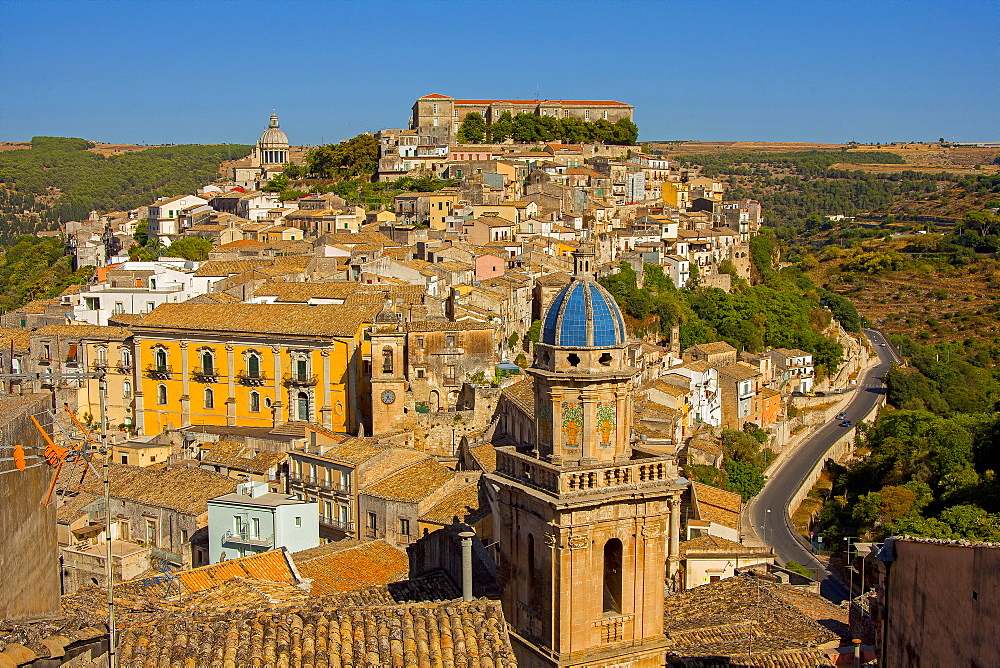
top-left (221, 530), bottom-right (273, 548)
top-left (283, 373), bottom-right (318, 386)
top-left (190, 370), bottom-right (221, 383)
top-left (319, 516), bottom-right (354, 532)
top-left (64, 358), bottom-right (81, 367)
top-left (116, 362), bottom-right (133, 374)
top-left (151, 546), bottom-right (183, 565)
top-left (145, 364), bottom-right (173, 380)
top-left (300, 475), bottom-right (351, 494)
top-left (236, 372), bottom-right (268, 386)
top-left (91, 361), bottom-right (109, 371)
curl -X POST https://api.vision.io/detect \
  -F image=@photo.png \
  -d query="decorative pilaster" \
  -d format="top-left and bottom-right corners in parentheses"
top-left (320, 349), bottom-right (332, 428)
top-left (668, 495), bottom-right (681, 578)
top-left (226, 343), bottom-right (236, 426)
top-left (179, 341), bottom-right (190, 427)
top-left (271, 345), bottom-right (282, 424)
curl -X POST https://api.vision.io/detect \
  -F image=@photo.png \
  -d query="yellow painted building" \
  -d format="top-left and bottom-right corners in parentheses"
top-left (662, 181), bottom-right (690, 208)
top-left (126, 303), bottom-right (380, 435)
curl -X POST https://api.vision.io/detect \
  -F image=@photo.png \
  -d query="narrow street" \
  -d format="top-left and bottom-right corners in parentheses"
top-left (747, 329), bottom-right (900, 602)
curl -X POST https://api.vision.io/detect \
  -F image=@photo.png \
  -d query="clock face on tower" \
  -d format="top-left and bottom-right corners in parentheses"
top-left (381, 390), bottom-right (396, 405)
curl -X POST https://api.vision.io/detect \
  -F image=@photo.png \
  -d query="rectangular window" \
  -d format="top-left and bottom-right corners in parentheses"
top-left (114, 302), bottom-right (124, 314)
top-left (145, 519), bottom-right (157, 547)
top-left (146, 302), bottom-right (155, 312)
top-left (295, 516), bottom-right (302, 527)
top-left (121, 454), bottom-right (129, 465)
top-left (415, 368), bottom-right (425, 379)
top-left (417, 336), bottom-right (425, 349)
top-left (400, 518), bottom-right (410, 536)
top-left (181, 529), bottom-right (188, 543)
top-left (585, 110), bottom-right (591, 120)
top-left (603, 110), bottom-right (608, 120)
top-left (368, 512), bottom-right (377, 530)
top-left (446, 365), bottom-right (456, 380)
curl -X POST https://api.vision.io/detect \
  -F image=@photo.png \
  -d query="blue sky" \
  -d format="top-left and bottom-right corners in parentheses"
top-left (1, 0), bottom-right (997, 145)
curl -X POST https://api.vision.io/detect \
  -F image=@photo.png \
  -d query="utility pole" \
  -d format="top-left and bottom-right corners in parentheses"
top-left (98, 373), bottom-right (116, 668)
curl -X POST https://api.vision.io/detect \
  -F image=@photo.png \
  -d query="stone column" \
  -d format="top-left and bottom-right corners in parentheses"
top-left (320, 349), bottom-right (332, 428)
top-left (225, 343), bottom-right (236, 426)
top-left (179, 341), bottom-right (190, 427)
top-left (668, 494), bottom-right (681, 580)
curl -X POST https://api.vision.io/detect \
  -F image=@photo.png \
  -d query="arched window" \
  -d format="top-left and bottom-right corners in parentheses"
top-left (155, 349), bottom-right (167, 371)
top-left (297, 392), bottom-right (309, 421)
top-left (381, 346), bottom-right (393, 375)
top-left (249, 391), bottom-right (260, 413)
top-left (527, 534), bottom-right (536, 590)
top-left (96, 347), bottom-right (107, 363)
top-left (157, 384), bottom-right (167, 405)
top-left (122, 381), bottom-right (132, 399)
top-left (121, 348), bottom-right (132, 367)
top-left (247, 353), bottom-right (260, 379)
top-left (201, 351), bottom-right (214, 375)
top-left (603, 538), bottom-right (623, 614)
top-left (204, 387), bottom-right (214, 409)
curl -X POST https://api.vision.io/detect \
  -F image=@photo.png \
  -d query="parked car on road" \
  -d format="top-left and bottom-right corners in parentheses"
top-left (839, 420), bottom-right (853, 427)
top-left (837, 412), bottom-right (847, 420)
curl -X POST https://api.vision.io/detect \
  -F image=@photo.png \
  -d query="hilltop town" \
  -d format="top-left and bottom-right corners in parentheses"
top-left (0, 97), bottom-right (969, 667)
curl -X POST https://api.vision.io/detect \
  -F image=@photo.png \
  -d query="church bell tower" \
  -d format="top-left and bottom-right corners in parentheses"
top-left (368, 301), bottom-right (406, 436)
top-left (488, 247), bottom-right (686, 667)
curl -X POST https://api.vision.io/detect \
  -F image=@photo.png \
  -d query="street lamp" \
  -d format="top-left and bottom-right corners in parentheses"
top-left (765, 509), bottom-right (771, 544)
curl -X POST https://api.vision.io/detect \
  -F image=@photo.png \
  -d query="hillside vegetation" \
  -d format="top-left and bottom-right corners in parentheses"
top-left (0, 137), bottom-right (250, 243)
top-left (0, 235), bottom-right (94, 311)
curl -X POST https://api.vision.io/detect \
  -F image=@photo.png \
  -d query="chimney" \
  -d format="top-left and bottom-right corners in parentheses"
top-left (459, 528), bottom-right (475, 602)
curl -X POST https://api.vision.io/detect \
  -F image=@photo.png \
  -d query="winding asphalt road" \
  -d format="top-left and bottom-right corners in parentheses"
top-left (747, 329), bottom-right (900, 602)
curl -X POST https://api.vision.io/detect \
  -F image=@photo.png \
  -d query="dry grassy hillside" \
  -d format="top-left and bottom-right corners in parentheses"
top-left (806, 237), bottom-right (1000, 345)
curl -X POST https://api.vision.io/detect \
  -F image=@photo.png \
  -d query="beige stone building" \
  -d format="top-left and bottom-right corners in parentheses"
top-left (411, 94), bottom-right (635, 142)
top-left (488, 248), bottom-right (687, 667)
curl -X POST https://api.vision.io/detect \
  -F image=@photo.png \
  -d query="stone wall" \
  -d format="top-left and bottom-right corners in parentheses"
top-left (0, 393), bottom-right (61, 620)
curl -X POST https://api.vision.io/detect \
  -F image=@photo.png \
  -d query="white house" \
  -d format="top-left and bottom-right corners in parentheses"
top-left (72, 259), bottom-right (219, 325)
top-left (660, 361), bottom-right (722, 427)
top-left (207, 481), bottom-right (318, 564)
top-left (147, 194), bottom-right (209, 240)
top-left (663, 254), bottom-right (691, 289)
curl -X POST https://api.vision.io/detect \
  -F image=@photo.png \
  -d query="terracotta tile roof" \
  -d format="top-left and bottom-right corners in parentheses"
top-left (454, 97), bottom-right (631, 107)
top-left (500, 375), bottom-right (535, 418)
top-left (113, 599), bottom-right (515, 667)
top-left (692, 482), bottom-right (742, 530)
top-left (193, 259), bottom-right (275, 276)
top-left (199, 440), bottom-right (286, 474)
top-left (293, 540), bottom-right (409, 597)
top-left (322, 570), bottom-right (459, 606)
top-left (362, 458), bottom-right (454, 503)
top-left (12, 298), bottom-right (60, 314)
top-left (32, 324), bottom-right (132, 340)
top-left (254, 281), bottom-right (360, 302)
top-left (420, 478), bottom-right (488, 526)
top-left (216, 239), bottom-right (265, 248)
top-left (82, 464), bottom-right (239, 515)
top-left (467, 443), bottom-right (498, 473)
top-left (113, 549), bottom-right (299, 599)
top-left (185, 291), bottom-right (242, 304)
top-left (131, 303), bottom-right (379, 337)
top-left (405, 320), bottom-right (495, 332)
top-left (312, 438), bottom-right (387, 465)
top-left (664, 577), bottom-right (839, 666)
top-left (717, 361), bottom-right (761, 381)
top-left (181, 577), bottom-right (310, 609)
top-left (680, 534), bottom-right (746, 552)
top-left (0, 327), bottom-right (30, 350)
top-left (771, 585), bottom-right (850, 639)
top-left (690, 341), bottom-right (737, 355)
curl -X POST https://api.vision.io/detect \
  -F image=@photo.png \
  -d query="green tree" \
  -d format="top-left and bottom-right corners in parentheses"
top-left (457, 113), bottom-right (486, 144)
top-left (508, 331), bottom-right (519, 351)
top-left (162, 237), bottom-right (212, 261)
top-left (133, 220), bottom-right (149, 247)
top-left (487, 111), bottom-right (514, 143)
top-left (306, 134), bottom-right (378, 178)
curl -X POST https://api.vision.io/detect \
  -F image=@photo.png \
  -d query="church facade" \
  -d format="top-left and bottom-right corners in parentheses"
top-left (487, 248), bottom-right (687, 667)
top-left (232, 112), bottom-right (294, 188)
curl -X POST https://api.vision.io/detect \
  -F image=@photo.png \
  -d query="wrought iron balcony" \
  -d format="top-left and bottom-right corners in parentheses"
top-left (319, 516), bottom-right (354, 532)
top-left (283, 372), bottom-right (318, 386)
top-left (91, 361), bottom-right (109, 371)
top-left (221, 530), bottom-right (273, 548)
top-left (144, 364), bottom-right (173, 380)
top-left (116, 362), bottom-right (133, 374)
top-left (190, 369), bottom-right (221, 383)
top-left (300, 475), bottom-right (351, 494)
top-left (236, 371), bottom-right (268, 386)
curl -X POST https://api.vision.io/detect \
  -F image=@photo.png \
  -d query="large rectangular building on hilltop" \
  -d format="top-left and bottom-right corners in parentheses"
top-left (411, 94), bottom-right (635, 142)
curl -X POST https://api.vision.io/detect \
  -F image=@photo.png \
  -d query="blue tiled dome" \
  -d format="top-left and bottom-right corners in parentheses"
top-left (541, 279), bottom-right (627, 347)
